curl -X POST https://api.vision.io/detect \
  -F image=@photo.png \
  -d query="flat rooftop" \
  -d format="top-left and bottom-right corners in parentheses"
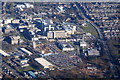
top-left (20, 48), bottom-right (32, 55)
top-left (35, 58), bottom-right (54, 68)
top-left (0, 49), bottom-right (10, 56)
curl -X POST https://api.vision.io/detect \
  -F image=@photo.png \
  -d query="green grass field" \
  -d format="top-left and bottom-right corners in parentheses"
top-left (17, 66), bottom-right (37, 72)
top-left (82, 22), bottom-right (99, 38)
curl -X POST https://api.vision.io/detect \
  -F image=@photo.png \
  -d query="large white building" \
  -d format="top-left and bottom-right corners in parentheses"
top-left (20, 48), bottom-right (33, 56)
top-left (35, 58), bottom-right (54, 70)
top-left (4, 18), bottom-right (13, 24)
top-left (12, 19), bottom-right (20, 24)
top-left (47, 30), bottom-right (67, 39)
top-left (15, 3), bottom-right (34, 8)
top-left (16, 4), bottom-right (25, 8)
top-left (0, 49), bottom-right (10, 56)
top-left (19, 25), bottom-right (28, 29)
top-left (80, 41), bottom-right (87, 48)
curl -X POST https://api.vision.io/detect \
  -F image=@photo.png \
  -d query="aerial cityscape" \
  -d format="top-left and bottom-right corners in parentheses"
top-left (0, 2), bottom-right (120, 79)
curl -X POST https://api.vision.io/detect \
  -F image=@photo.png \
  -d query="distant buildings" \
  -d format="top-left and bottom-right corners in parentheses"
top-left (6, 15), bottom-right (78, 41)
top-left (32, 18), bottom-right (77, 39)
top-left (15, 3), bottom-right (34, 9)
top-left (103, 28), bottom-right (119, 40)
top-left (24, 3), bottom-right (34, 8)
top-left (56, 5), bottom-right (65, 13)
top-left (15, 3), bottom-right (34, 11)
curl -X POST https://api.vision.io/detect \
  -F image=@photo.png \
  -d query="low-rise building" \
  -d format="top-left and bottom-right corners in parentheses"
top-left (47, 30), bottom-right (67, 39)
top-left (4, 36), bottom-right (23, 45)
top-left (27, 71), bottom-right (36, 78)
top-left (87, 49), bottom-right (100, 56)
top-left (19, 25), bottom-right (28, 29)
top-left (80, 34), bottom-right (87, 48)
top-left (0, 49), bottom-right (10, 56)
top-left (80, 41), bottom-right (87, 48)
top-left (12, 19), bottom-right (20, 24)
top-left (4, 25), bottom-right (14, 33)
top-left (35, 58), bottom-right (54, 70)
top-left (44, 25), bottom-right (55, 32)
top-left (62, 22), bottom-right (76, 35)
top-left (4, 18), bottom-right (13, 24)
top-left (15, 4), bottom-right (26, 8)
top-left (15, 3), bottom-right (34, 9)
top-left (4, 28), bottom-right (14, 33)
top-left (24, 3), bottom-right (34, 8)
top-left (56, 5), bottom-right (65, 13)
top-left (19, 59), bottom-right (29, 67)
top-left (57, 42), bottom-right (74, 51)
top-left (12, 58), bottom-right (29, 67)
top-left (20, 48), bottom-right (33, 56)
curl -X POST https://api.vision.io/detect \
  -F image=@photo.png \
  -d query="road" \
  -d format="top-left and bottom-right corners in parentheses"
top-left (74, 3), bottom-right (103, 39)
top-left (75, 2), bottom-right (119, 78)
